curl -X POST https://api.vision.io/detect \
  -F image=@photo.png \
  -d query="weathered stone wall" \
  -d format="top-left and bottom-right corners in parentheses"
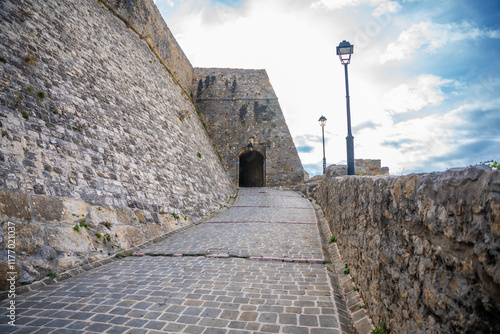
top-left (0, 0), bottom-right (233, 287)
top-left (0, 189), bottom-right (191, 289)
top-left (100, 0), bottom-right (194, 95)
top-left (193, 68), bottom-right (304, 187)
top-left (313, 166), bottom-right (500, 333)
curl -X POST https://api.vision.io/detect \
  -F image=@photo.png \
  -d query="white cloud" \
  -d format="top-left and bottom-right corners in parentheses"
top-left (380, 22), bottom-right (434, 62)
top-left (372, 1), bottom-right (400, 16)
top-left (311, 0), bottom-right (400, 16)
top-left (383, 74), bottom-right (453, 115)
top-left (381, 21), bottom-right (500, 63)
top-left (311, 0), bottom-right (356, 11)
top-left (378, 106), bottom-right (463, 170)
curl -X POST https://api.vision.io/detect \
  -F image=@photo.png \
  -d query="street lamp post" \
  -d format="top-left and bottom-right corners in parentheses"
top-left (318, 116), bottom-right (327, 174)
top-left (336, 40), bottom-right (355, 176)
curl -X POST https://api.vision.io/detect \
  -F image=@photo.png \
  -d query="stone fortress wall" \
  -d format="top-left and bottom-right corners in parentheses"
top-left (100, 0), bottom-right (194, 95)
top-left (194, 68), bottom-right (305, 187)
top-left (0, 0), bottom-right (235, 287)
top-left (309, 166), bottom-right (500, 333)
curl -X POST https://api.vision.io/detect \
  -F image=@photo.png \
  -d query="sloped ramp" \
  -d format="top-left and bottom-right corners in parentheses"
top-left (0, 189), bottom-right (353, 333)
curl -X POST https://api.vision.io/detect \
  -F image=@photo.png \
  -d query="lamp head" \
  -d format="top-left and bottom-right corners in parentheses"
top-left (318, 115), bottom-right (327, 127)
top-left (336, 40), bottom-right (353, 65)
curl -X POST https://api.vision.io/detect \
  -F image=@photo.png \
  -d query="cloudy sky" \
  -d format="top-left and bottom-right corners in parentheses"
top-left (155, 0), bottom-right (500, 176)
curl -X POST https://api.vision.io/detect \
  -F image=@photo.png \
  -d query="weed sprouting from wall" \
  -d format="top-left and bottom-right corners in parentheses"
top-left (24, 52), bottom-right (36, 66)
top-left (14, 94), bottom-right (23, 109)
top-left (371, 322), bottom-right (387, 334)
top-left (178, 110), bottom-right (189, 122)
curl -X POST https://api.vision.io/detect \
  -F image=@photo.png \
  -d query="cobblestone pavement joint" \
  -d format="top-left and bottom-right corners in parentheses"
top-left (1, 188), bottom-right (354, 334)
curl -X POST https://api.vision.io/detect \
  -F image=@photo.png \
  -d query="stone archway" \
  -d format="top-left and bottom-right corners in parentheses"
top-left (239, 150), bottom-right (264, 187)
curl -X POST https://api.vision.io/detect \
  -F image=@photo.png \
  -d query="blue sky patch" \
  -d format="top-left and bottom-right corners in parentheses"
top-left (297, 145), bottom-right (315, 153)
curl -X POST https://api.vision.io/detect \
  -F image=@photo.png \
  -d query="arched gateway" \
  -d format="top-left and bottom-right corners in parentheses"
top-left (238, 150), bottom-right (264, 187)
top-left (194, 68), bottom-right (305, 187)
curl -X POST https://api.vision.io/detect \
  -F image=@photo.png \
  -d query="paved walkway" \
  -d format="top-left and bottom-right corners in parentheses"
top-left (0, 188), bottom-right (352, 334)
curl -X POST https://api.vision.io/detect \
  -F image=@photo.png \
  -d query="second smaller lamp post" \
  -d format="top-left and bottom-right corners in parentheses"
top-left (319, 115), bottom-right (327, 174)
top-left (337, 40), bottom-right (355, 176)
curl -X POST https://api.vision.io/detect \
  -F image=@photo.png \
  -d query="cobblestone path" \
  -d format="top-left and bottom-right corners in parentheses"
top-left (0, 188), bottom-right (351, 333)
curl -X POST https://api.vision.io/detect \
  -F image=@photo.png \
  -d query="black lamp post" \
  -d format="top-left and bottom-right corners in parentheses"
top-left (336, 40), bottom-right (355, 176)
top-left (318, 116), bottom-right (327, 174)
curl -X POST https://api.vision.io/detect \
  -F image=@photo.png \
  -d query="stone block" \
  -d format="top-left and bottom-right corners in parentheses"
top-left (114, 225), bottom-right (145, 250)
top-left (143, 224), bottom-right (163, 240)
top-left (56, 255), bottom-right (83, 273)
top-left (326, 165), bottom-right (347, 178)
top-left (354, 317), bottom-right (374, 334)
top-left (90, 205), bottom-right (131, 227)
top-left (2, 223), bottom-right (45, 255)
top-left (0, 189), bottom-right (31, 221)
top-left (133, 210), bottom-right (146, 224)
top-left (116, 208), bottom-right (131, 225)
top-left (60, 199), bottom-right (88, 224)
top-left (20, 258), bottom-right (56, 281)
top-left (45, 226), bottom-right (93, 253)
top-left (491, 200), bottom-right (500, 237)
top-left (38, 246), bottom-right (57, 260)
top-left (159, 213), bottom-right (177, 232)
top-left (141, 224), bottom-right (152, 241)
top-left (32, 195), bottom-right (65, 222)
top-left (355, 159), bottom-right (381, 170)
top-left (182, 215), bottom-right (193, 226)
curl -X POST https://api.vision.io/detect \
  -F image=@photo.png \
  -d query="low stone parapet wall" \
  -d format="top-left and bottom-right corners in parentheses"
top-left (312, 166), bottom-right (500, 333)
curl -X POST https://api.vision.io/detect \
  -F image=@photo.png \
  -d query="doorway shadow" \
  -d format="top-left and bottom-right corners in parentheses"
top-left (239, 151), bottom-right (264, 187)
